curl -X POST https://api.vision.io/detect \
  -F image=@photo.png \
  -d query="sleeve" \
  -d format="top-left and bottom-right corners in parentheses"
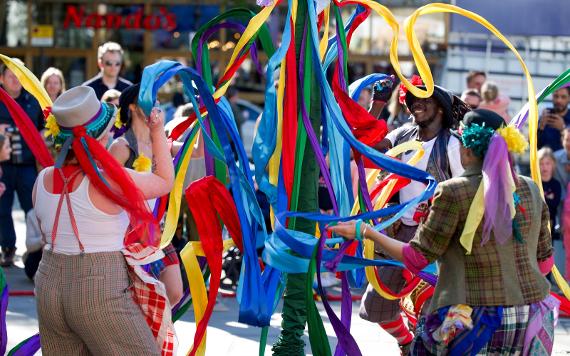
top-left (409, 182), bottom-right (460, 263)
top-left (385, 125), bottom-right (406, 145)
top-left (161, 243), bottom-right (180, 266)
top-left (537, 193), bottom-right (554, 261)
top-left (447, 136), bottom-right (465, 177)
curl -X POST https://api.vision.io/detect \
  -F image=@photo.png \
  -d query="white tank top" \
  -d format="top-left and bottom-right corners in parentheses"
top-left (34, 168), bottom-right (129, 255)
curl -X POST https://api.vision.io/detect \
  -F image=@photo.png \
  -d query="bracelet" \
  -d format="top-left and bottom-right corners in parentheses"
top-left (362, 224), bottom-right (368, 240)
top-left (355, 220), bottom-right (362, 241)
top-left (355, 219), bottom-right (363, 241)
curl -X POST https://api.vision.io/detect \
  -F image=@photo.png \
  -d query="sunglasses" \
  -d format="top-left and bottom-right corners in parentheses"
top-left (103, 60), bottom-right (122, 67)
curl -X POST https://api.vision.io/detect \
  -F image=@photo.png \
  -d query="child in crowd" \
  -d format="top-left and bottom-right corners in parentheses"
top-left (539, 148), bottom-right (564, 277)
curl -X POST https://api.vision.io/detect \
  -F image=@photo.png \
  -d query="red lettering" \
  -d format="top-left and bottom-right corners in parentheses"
top-left (61, 5), bottom-right (177, 31)
top-left (160, 7), bottom-right (177, 31)
top-left (85, 13), bottom-right (103, 29)
top-left (105, 14), bottom-right (122, 30)
top-left (124, 8), bottom-right (143, 29)
top-left (63, 5), bottom-right (84, 29)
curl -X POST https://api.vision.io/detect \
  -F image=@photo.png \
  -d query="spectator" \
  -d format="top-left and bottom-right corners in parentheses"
top-left (83, 42), bottom-right (133, 99)
top-left (554, 128), bottom-right (570, 187)
top-left (478, 81), bottom-right (511, 122)
top-left (0, 134), bottom-right (12, 198)
top-left (539, 147), bottom-right (563, 275)
top-left (386, 86), bottom-right (411, 130)
top-left (40, 67), bottom-right (66, 102)
top-left (357, 87), bottom-right (372, 109)
top-left (538, 87), bottom-right (570, 151)
top-left (465, 70), bottom-right (486, 93)
top-left (101, 89), bottom-right (121, 106)
top-left (0, 60), bottom-right (44, 267)
top-left (460, 88), bottom-right (481, 109)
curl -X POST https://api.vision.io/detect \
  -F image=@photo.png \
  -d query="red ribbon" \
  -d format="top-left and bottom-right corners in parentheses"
top-left (0, 87), bottom-right (54, 168)
top-left (185, 176), bottom-right (243, 356)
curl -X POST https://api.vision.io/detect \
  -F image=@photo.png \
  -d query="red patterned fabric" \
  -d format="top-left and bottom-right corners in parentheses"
top-left (123, 243), bottom-right (176, 355)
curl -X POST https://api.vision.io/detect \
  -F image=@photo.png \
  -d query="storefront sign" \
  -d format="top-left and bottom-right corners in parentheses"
top-left (64, 5), bottom-right (177, 31)
top-left (31, 25), bottom-right (54, 47)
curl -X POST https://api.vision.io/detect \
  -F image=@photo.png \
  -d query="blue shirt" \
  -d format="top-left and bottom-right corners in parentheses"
top-left (538, 109), bottom-right (570, 151)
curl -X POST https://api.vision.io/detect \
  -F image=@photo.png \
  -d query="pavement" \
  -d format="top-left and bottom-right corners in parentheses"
top-left (4, 206), bottom-right (570, 355)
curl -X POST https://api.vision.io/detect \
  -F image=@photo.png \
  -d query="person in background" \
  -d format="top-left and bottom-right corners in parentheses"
top-left (83, 42), bottom-right (133, 99)
top-left (101, 89), bottom-right (121, 106)
top-left (538, 87), bottom-right (570, 151)
top-left (110, 83), bottom-right (183, 306)
top-left (465, 70), bottom-right (486, 93)
top-left (539, 147), bottom-right (564, 278)
top-left (0, 59), bottom-right (44, 267)
top-left (357, 87), bottom-right (372, 109)
top-left (40, 67), bottom-right (66, 102)
top-left (386, 86), bottom-right (411, 131)
top-left (0, 133), bottom-right (12, 198)
top-left (478, 81), bottom-right (511, 122)
top-left (553, 128), bottom-right (570, 189)
top-left (460, 88), bottom-right (481, 110)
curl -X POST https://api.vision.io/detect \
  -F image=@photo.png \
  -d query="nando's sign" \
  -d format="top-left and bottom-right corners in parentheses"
top-left (64, 5), bottom-right (177, 31)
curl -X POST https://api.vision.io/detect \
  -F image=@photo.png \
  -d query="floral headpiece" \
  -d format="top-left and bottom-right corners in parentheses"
top-left (399, 74), bottom-right (423, 104)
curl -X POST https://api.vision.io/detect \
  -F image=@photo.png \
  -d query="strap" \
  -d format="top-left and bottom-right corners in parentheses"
top-left (50, 168), bottom-right (85, 253)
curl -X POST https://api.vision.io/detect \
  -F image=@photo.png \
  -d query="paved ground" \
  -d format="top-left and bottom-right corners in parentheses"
top-left (4, 206), bottom-right (570, 355)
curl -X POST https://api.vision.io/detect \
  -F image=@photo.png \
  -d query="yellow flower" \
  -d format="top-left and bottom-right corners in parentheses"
top-left (132, 153), bottom-right (152, 172)
top-left (497, 125), bottom-right (528, 154)
top-left (44, 114), bottom-right (60, 138)
top-left (114, 110), bottom-right (123, 129)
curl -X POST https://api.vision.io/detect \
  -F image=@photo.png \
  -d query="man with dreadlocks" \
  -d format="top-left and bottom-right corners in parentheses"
top-left (365, 80), bottom-right (472, 353)
top-left (331, 109), bottom-right (557, 355)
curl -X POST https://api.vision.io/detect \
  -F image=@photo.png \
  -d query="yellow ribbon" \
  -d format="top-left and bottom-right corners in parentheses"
top-left (160, 123), bottom-right (200, 248)
top-left (212, 2), bottom-right (278, 100)
top-left (402, 4), bottom-right (539, 163)
top-left (0, 54), bottom-right (52, 109)
top-left (358, 141), bottom-right (424, 300)
top-left (319, 5), bottom-right (331, 62)
top-left (180, 238), bottom-right (236, 356)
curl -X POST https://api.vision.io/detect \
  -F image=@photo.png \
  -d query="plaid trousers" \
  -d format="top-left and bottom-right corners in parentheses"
top-left (35, 250), bottom-right (160, 355)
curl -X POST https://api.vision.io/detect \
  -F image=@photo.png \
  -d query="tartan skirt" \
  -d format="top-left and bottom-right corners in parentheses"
top-left (411, 295), bottom-right (559, 355)
top-left (35, 250), bottom-right (160, 355)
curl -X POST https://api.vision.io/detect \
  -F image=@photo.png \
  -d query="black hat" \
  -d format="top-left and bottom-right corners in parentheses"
top-left (405, 85), bottom-right (471, 128)
top-left (450, 109), bottom-right (506, 140)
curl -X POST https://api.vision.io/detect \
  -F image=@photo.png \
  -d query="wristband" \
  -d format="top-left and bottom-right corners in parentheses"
top-left (355, 219), bottom-right (363, 241)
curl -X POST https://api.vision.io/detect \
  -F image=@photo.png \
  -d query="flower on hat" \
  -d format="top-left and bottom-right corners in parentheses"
top-left (114, 109), bottom-right (124, 130)
top-left (44, 113), bottom-right (60, 138)
top-left (461, 123), bottom-right (495, 158)
top-left (132, 152), bottom-right (152, 172)
top-left (496, 125), bottom-right (528, 154)
top-left (399, 74), bottom-right (423, 104)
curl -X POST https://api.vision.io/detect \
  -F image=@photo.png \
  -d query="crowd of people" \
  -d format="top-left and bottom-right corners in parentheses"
top-left (0, 38), bottom-right (567, 355)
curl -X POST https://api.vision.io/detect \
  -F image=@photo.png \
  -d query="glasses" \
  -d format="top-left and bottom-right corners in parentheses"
top-left (103, 60), bottom-right (121, 67)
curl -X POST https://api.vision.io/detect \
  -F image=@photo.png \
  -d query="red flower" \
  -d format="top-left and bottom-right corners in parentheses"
top-left (42, 106), bottom-right (52, 120)
top-left (398, 75), bottom-right (423, 105)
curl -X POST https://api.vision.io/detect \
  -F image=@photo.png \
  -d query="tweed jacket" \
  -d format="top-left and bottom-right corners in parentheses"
top-left (409, 163), bottom-right (552, 313)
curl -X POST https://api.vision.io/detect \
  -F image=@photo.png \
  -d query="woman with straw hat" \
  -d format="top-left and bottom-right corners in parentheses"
top-left (32, 86), bottom-right (174, 354)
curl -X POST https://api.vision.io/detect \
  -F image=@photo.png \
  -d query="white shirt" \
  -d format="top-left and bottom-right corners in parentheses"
top-left (385, 128), bottom-right (464, 226)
